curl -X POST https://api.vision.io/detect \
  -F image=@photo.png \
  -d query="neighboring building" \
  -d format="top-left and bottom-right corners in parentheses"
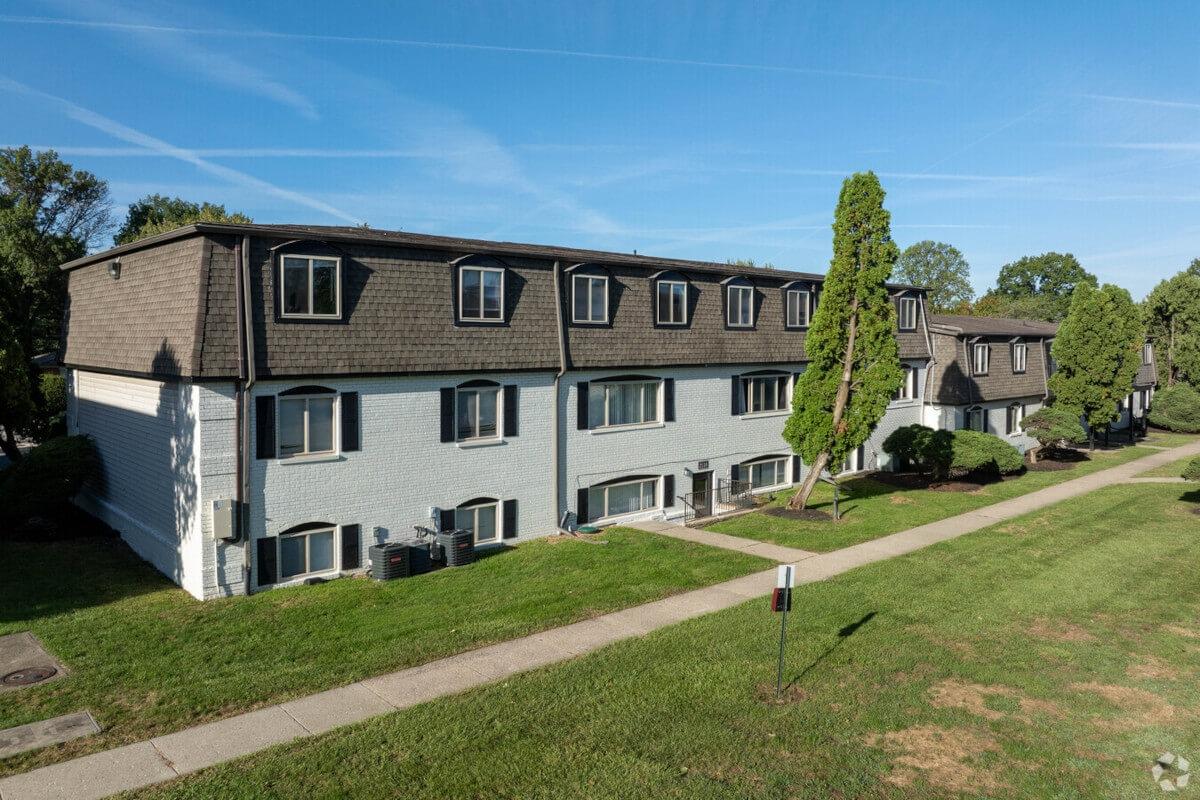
top-left (925, 315), bottom-right (1059, 455)
top-left (59, 223), bottom-right (932, 599)
top-left (1113, 341), bottom-right (1158, 432)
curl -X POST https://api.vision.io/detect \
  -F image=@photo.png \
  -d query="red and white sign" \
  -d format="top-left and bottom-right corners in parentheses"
top-left (771, 564), bottom-right (795, 612)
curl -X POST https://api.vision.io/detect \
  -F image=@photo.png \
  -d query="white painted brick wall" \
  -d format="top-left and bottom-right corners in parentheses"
top-left (926, 396), bottom-right (1045, 454)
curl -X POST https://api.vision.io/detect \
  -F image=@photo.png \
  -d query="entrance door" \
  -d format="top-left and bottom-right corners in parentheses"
top-left (691, 471), bottom-right (713, 518)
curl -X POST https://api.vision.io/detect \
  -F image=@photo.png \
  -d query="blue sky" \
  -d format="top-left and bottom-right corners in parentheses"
top-left (2, 1), bottom-right (1198, 298)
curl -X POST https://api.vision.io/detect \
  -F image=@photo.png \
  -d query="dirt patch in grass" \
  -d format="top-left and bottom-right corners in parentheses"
top-left (1164, 625), bottom-right (1200, 639)
top-left (1072, 682), bottom-right (1179, 728)
top-left (930, 680), bottom-right (1064, 723)
top-left (761, 507), bottom-right (833, 522)
top-left (1127, 656), bottom-right (1180, 681)
top-left (866, 725), bottom-right (1008, 793)
top-left (1028, 618), bottom-right (1096, 643)
top-left (889, 495), bottom-right (916, 505)
top-left (755, 682), bottom-right (809, 705)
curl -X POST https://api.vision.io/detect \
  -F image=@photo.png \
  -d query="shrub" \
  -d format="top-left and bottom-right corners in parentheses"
top-left (1183, 456), bottom-right (1200, 483)
top-left (0, 435), bottom-right (99, 533)
top-left (949, 429), bottom-right (1024, 477)
top-left (1020, 405), bottom-right (1086, 459)
top-left (1149, 383), bottom-right (1200, 433)
top-left (882, 424), bottom-right (953, 476)
top-left (31, 372), bottom-right (68, 439)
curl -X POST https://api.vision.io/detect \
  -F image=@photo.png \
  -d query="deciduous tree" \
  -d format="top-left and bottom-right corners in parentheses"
top-left (1144, 269), bottom-right (1200, 386)
top-left (894, 240), bottom-right (974, 312)
top-left (783, 172), bottom-right (903, 509)
top-left (114, 194), bottom-right (251, 245)
top-left (990, 252), bottom-right (1096, 321)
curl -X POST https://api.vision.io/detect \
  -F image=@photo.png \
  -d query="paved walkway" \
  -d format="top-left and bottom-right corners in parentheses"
top-left (3, 441), bottom-right (1199, 800)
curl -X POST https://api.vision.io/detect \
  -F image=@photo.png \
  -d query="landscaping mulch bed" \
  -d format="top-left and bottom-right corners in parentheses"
top-left (1027, 448), bottom-right (1091, 472)
top-left (870, 471), bottom-right (1000, 494)
top-left (762, 507), bottom-right (834, 522)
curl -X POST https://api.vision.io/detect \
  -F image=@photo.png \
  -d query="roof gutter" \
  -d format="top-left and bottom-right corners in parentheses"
top-left (551, 260), bottom-right (567, 532)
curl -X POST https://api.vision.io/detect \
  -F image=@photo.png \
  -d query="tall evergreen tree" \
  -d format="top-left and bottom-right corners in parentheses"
top-left (783, 172), bottom-right (903, 509)
top-left (1144, 269), bottom-right (1200, 386)
top-left (1049, 283), bottom-right (1145, 449)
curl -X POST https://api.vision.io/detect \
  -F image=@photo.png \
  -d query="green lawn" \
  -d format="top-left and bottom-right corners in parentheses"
top-left (708, 445), bottom-right (1156, 552)
top-left (125, 482), bottom-right (1200, 800)
top-left (1142, 453), bottom-right (1200, 478)
top-left (0, 527), bottom-right (767, 776)
top-left (1143, 429), bottom-right (1200, 449)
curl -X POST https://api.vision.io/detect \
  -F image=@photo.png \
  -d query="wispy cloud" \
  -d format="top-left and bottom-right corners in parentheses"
top-left (1087, 142), bottom-right (1200, 153)
top-left (0, 77), bottom-right (358, 223)
top-left (1075, 93), bottom-right (1200, 112)
top-left (8, 143), bottom-right (636, 158)
top-left (0, 14), bottom-right (944, 85)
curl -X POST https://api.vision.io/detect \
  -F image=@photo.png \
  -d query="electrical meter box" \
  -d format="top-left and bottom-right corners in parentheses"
top-left (211, 498), bottom-right (236, 541)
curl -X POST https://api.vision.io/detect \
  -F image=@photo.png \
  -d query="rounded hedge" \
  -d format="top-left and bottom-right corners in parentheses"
top-left (882, 424), bottom-right (954, 475)
top-left (1020, 405), bottom-right (1086, 450)
top-left (1183, 456), bottom-right (1200, 482)
top-left (949, 429), bottom-right (1024, 477)
top-left (1149, 383), bottom-right (1200, 433)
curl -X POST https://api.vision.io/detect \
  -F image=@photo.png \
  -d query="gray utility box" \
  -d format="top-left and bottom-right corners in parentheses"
top-left (368, 543), bottom-right (410, 580)
top-left (210, 499), bottom-right (236, 541)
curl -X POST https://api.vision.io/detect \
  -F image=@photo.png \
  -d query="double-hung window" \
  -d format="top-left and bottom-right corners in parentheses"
top-left (1143, 343), bottom-right (1153, 365)
top-left (460, 265), bottom-right (504, 321)
top-left (786, 289), bottom-right (810, 328)
top-left (281, 256), bottom-right (340, 318)
top-left (589, 380), bottom-right (660, 428)
top-left (656, 280), bottom-right (687, 325)
top-left (727, 285), bottom-right (754, 327)
top-left (972, 343), bottom-right (990, 376)
top-left (1006, 403), bottom-right (1026, 435)
top-left (572, 274), bottom-right (608, 324)
top-left (456, 500), bottom-right (499, 544)
top-left (897, 296), bottom-right (918, 330)
top-left (894, 365), bottom-right (917, 401)
top-left (279, 525), bottom-right (336, 579)
top-left (457, 385), bottom-right (500, 441)
top-left (743, 374), bottom-right (789, 414)
top-left (588, 477), bottom-right (658, 520)
top-left (965, 405), bottom-right (986, 432)
top-left (1012, 342), bottom-right (1028, 374)
top-left (279, 394), bottom-right (337, 457)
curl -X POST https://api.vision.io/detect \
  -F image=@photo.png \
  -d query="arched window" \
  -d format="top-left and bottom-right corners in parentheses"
top-left (278, 522), bottom-right (337, 580)
top-left (584, 475), bottom-right (660, 521)
top-left (453, 255), bottom-right (506, 323)
top-left (278, 386), bottom-right (338, 458)
top-left (733, 455), bottom-right (790, 490)
top-left (455, 497), bottom-right (500, 544)
top-left (781, 281), bottom-right (813, 329)
top-left (722, 276), bottom-right (755, 328)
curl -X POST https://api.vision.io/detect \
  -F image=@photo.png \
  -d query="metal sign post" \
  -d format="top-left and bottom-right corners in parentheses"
top-left (771, 564), bottom-right (795, 699)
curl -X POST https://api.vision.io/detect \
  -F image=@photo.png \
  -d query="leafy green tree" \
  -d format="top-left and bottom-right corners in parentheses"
top-left (726, 258), bottom-right (776, 270)
top-left (894, 240), bottom-right (974, 312)
top-left (1144, 270), bottom-right (1200, 386)
top-left (0, 147), bottom-right (110, 461)
top-left (990, 252), bottom-right (1096, 321)
top-left (1019, 406), bottom-right (1087, 461)
top-left (1049, 283), bottom-right (1145, 449)
top-left (783, 172), bottom-right (903, 509)
top-left (971, 291), bottom-right (1063, 322)
top-left (114, 194), bottom-right (251, 245)
top-left (1188, 258), bottom-right (1200, 277)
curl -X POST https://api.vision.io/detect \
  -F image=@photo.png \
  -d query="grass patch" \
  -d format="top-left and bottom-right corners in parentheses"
top-left (124, 482), bottom-right (1200, 799)
top-left (0, 527), bottom-right (766, 775)
top-left (1142, 454), bottom-right (1200, 478)
top-left (1143, 429), bottom-right (1200, 449)
top-left (708, 445), bottom-right (1155, 552)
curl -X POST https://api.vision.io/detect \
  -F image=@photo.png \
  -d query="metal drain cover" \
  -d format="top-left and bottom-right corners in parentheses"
top-left (2, 666), bottom-right (58, 686)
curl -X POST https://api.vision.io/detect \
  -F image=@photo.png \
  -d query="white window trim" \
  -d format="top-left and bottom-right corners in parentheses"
top-left (894, 365), bottom-right (917, 402)
top-left (1012, 342), bottom-right (1028, 374)
top-left (456, 385), bottom-right (503, 444)
top-left (1143, 344), bottom-right (1154, 365)
top-left (1007, 403), bottom-right (1026, 437)
top-left (456, 500), bottom-right (502, 545)
top-left (458, 265), bottom-right (506, 322)
top-left (589, 379), bottom-right (663, 430)
top-left (786, 289), bottom-right (810, 328)
top-left (727, 285), bottom-right (754, 328)
top-left (572, 273), bottom-right (609, 324)
top-left (589, 477), bottom-right (661, 523)
top-left (741, 374), bottom-right (791, 417)
top-left (280, 255), bottom-right (342, 320)
top-left (277, 394), bottom-right (339, 460)
top-left (742, 457), bottom-right (790, 492)
top-left (897, 296), bottom-right (918, 331)
top-left (277, 526), bottom-right (340, 582)
top-left (972, 343), bottom-right (990, 376)
top-left (656, 280), bottom-right (688, 325)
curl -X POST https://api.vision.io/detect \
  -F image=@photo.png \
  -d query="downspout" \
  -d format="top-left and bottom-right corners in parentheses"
top-left (550, 261), bottom-right (567, 531)
top-left (917, 294), bottom-right (936, 423)
top-left (237, 237), bottom-right (256, 583)
top-left (1039, 337), bottom-right (1050, 401)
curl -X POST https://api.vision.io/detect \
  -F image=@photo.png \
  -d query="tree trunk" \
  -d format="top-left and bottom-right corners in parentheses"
top-left (1089, 427), bottom-right (1095, 452)
top-left (1168, 317), bottom-right (1176, 387)
top-left (788, 297), bottom-right (860, 510)
top-left (0, 424), bottom-right (21, 463)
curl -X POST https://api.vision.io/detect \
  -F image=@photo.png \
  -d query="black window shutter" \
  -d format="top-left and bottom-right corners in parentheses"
top-left (502, 499), bottom-right (518, 538)
top-left (256, 537), bottom-right (277, 587)
top-left (341, 524), bottom-right (361, 569)
top-left (731, 376), bottom-right (741, 415)
top-left (792, 455), bottom-right (802, 482)
top-left (439, 388), bottom-right (455, 442)
top-left (503, 384), bottom-right (519, 437)
top-left (439, 507), bottom-right (456, 531)
top-left (255, 396), bottom-right (275, 459)
top-left (663, 475), bottom-right (675, 507)
top-left (576, 381), bottom-right (590, 430)
top-left (576, 488), bottom-right (589, 524)
top-left (731, 464), bottom-right (740, 484)
top-left (663, 378), bottom-right (675, 422)
top-left (341, 392), bottom-right (360, 452)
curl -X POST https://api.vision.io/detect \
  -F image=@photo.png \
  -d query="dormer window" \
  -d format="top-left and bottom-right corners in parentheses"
top-left (785, 289), bottom-right (810, 328)
top-left (1143, 343), bottom-right (1153, 365)
top-left (1012, 342), bottom-right (1028, 374)
top-left (726, 282), bottom-right (754, 328)
top-left (656, 279), bottom-right (688, 325)
top-left (281, 255), bottom-right (341, 319)
top-left (897, 296), bottom-right (918, 331)
top-left (572, 273), bottom-right (608, 324)
top-left (972, 343), bottom-right (990, 376)
top-left (459, 264), bottom-right (504, 322)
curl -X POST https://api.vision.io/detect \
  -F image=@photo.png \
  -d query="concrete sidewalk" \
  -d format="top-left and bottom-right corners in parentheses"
top-left (629, 519), bottom-right (818, 562)
top-left (3, 440), bottom-right (1198, 800)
